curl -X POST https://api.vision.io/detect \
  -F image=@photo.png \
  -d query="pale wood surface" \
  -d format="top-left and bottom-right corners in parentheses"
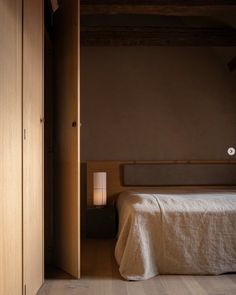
top-left (54, 0), bottom-right (80, 278)
top-left (87, 160), bottom-right (236, 206)
top-left (38, 239), bottom-right (236, 295)
top-left (0, 1), bottom-right (22, 294)
top-left (23, 0), bottom-right (44, 294)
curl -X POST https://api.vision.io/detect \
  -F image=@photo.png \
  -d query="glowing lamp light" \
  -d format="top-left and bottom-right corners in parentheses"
top-left (93, 172), bottom-right (107, 206)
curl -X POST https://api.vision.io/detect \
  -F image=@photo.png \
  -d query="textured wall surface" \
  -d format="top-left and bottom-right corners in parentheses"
top-left (81, 47), bottom-right (236, 162)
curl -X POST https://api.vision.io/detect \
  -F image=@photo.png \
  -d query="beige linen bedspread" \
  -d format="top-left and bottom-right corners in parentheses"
top-left (115, 188), bottom-right (236, 280)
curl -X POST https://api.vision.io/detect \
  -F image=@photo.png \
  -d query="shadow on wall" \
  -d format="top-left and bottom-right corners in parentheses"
top-left (81, 162), bottom-right (87, 236)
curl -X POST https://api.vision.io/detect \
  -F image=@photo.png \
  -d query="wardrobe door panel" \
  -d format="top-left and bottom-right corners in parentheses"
top-left (23, 0), bottom-right (44, 294)
top-left (0, 1), bottom-right (23, 295)
top-left (54, 0), bottom-right (80, 278)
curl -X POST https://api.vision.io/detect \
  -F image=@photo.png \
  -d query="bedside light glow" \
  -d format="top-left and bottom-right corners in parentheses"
top-left (93, 172), bottom-right (107, 206)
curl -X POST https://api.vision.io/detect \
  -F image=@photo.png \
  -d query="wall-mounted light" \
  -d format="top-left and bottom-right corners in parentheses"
top-left (93, 172), bottom-right (107, 207)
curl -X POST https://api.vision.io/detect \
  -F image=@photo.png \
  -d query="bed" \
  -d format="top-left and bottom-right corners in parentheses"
top-left (87, 161), bottom-right (236, 281)
top-left (115, 188), bottom-right (236, 280)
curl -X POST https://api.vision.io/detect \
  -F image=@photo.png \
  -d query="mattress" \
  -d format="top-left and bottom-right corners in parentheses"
top-left (115, 188), bottom-right (236, 280)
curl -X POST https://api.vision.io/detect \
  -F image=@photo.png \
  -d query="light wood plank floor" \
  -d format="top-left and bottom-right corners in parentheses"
top-left (38, 239), bottom-right (236, 295)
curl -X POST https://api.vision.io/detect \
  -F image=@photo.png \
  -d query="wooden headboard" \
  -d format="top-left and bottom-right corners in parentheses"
top-left (87, 160), bottom-right (236, 206)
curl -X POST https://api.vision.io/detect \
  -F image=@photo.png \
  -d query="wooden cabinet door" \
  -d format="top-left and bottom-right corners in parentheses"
top-left (0, 1), bottom-right (23, 294)
top-left (23, 0), bottom-right (44, 294)
top-left (54, 0), bottom-right (80, 278)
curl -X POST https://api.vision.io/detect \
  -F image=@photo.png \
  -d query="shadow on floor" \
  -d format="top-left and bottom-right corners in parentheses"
top-left (44, 239), bottom-right (122, 281)
top-left (45, 265), bottom-right (75, 280)
top-left (81, 238), bottom-right (123, 280)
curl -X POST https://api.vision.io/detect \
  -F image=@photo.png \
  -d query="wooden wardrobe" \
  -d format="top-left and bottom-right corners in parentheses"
top-left (0, 1), bottom-right (80, 294)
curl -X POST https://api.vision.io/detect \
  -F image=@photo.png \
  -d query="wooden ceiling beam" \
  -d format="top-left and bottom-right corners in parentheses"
top-left (81, 0), bottom-right (236, 3)
top-left (81, 1), bottom-right (236, 16)
top-left (81, 26), bottom-right (236, 46)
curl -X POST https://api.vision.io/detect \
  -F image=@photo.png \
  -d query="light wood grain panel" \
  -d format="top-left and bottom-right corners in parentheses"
top-left (23, 0), bottom-right (44, 294)
top-left (38, 239), bottom-right (236, 295)
top-left (54, 0), bottom-right (80, 278)
top-left (87, 160), bottom-right (236, 206)
top-left (0, 1), bottom-right (22, 294)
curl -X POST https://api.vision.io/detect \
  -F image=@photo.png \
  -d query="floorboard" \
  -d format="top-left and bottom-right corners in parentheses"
top-left (38, 239), bottom-right (236, 295)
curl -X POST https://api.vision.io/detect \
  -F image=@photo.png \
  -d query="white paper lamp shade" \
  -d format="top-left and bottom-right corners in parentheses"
top-left (93, 172), bottom-right (107, 206)
top-left (51, 0), bottom-right (59, 12)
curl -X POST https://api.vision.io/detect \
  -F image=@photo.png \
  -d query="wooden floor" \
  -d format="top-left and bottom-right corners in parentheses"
top-left (38, 239), bottom-right (236, 295)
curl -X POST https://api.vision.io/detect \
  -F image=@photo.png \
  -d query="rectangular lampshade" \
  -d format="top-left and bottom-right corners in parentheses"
top-left (51, 0), bottom-right (59, 12)
top-left (93, 172), bottom-right (107, 206)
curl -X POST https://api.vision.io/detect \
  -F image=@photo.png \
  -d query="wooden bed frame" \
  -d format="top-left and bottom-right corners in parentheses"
top-left (87, 160), bottom-right (236, 206)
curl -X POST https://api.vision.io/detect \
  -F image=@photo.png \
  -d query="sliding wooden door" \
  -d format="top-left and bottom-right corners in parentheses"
top-left (23, 0), bottom-right (44, 294)
top-left (0, 1), bottom-right (23, 294)
top-left (54, 0), bottom-right (80, 278)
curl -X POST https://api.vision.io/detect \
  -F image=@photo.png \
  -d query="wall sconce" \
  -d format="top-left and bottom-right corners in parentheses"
top-left (93, 172), bottom-right (107, 207)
